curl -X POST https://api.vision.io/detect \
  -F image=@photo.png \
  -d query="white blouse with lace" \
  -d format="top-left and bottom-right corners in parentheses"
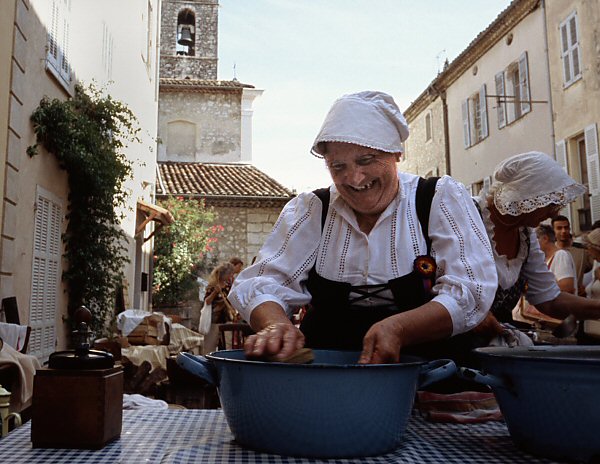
top-left (475, 194), bottom-right (560, 305)
top-left (229, 173), bottom-right (498, 336)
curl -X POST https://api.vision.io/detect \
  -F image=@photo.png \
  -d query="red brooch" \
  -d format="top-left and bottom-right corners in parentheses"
top-left (414, 255), bottom-right (436, 278)
top-left (414, 255), bottom-right (436, 294)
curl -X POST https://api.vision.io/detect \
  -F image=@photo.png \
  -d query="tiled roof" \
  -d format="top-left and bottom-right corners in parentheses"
top-left (159, 78), bottom-right (254, 93)
top-left (156, 162), bottom-right (295, 207)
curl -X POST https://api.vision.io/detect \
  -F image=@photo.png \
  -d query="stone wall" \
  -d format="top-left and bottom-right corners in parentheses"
top-left (158, 90), bottom-right (242, 162)
top-left (400, 98), bottom-right (447, 177)
top-left (212, 205), bottom-right (283, 268)
top-left (160, 0), bottom-right (218, 79)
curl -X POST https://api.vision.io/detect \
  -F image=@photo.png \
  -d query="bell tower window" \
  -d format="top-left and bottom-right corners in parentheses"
top-left (176, 9), bottom-right (195, 56)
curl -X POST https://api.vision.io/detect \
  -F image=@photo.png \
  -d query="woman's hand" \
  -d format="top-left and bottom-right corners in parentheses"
top-left (470, 312), bottom-right (505, 339)
top-left (244, 322), bottom-right (305, 361)
top-left (358, 318), bottom-right (405, 364)
top-left (205, 286), bottom-right (221, 304)
top-left (359, 302), bottom-right (453, 364)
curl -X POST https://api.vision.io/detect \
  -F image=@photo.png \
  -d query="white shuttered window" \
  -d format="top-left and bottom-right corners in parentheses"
top-left (495, 72), bottom-right (506, 129)
top-left (46, 0), bottom-right (71, 90)
top-left (29, 188), bottom-right (63, 362)
top-left (560, 11), bottom-right (582, 88)
top-left (585, 124), bottom-right (600, 223)
top-left (462, 85), bottom-right (488, 148)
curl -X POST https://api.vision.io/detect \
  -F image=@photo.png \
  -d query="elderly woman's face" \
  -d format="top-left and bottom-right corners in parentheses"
top-left (324, 142), bottom-right (400, 217)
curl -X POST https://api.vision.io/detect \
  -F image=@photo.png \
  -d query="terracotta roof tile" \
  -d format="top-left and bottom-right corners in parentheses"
top-left (156, 162), bottom-right (294, 204)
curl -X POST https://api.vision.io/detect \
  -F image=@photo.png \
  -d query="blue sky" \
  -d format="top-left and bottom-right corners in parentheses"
top-left (217, 0), bottom-right (512, 192)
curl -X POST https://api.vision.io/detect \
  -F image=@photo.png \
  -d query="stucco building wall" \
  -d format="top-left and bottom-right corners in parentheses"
top-left (0, 0), bottom-right (161, 358)
top-left (400, 97), bottom-right (446, 177)
top-left (545, 0), bottom-right (600, 230)
top-left (447, 7), bottom-right (554, 188)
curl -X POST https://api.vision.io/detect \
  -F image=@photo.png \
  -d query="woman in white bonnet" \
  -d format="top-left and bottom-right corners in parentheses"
top-left (472, 151), bottom-right (600, 339)
top-left (229, 91), bottom-right (497, 364)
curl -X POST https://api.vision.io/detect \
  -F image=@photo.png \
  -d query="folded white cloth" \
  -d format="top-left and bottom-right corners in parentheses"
top-left (121, 345), bottom-right (170, 372)
top-left (116, 309), bottom-right (170, 339)
top-left (0, 342), bottom-right (41, 412)
top-left (0, 322), bottom-right (28, 352)
top-left (489, 323), bottom-right (534, 347)
top-left (123, 393), bottom-right (168, 410)
top-left (167, 323), bottom-right (203, 354)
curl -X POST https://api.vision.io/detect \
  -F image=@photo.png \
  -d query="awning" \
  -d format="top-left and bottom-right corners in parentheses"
top-left (135, 199), bottom-right (175, 243)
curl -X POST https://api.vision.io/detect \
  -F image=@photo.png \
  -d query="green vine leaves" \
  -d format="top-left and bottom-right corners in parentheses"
top-left (28, 84), bottom-right (140, 336)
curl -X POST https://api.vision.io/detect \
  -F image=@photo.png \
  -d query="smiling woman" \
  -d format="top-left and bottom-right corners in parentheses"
top-left (323, 146), bottom-right (399, 233)
top-left (227, 90), bottom-right (498, 374)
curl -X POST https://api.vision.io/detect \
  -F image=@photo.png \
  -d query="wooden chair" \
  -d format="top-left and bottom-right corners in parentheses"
top-left (0, 297), bottom-right (30, 354)
top-left (217, 323), bottom-right (254, 350)
top-left (1, 297), bottom-right (20, 325)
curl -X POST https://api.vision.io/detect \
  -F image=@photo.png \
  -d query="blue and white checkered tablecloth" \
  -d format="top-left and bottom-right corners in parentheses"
top-left (0, 409), bottom-right (561, 463)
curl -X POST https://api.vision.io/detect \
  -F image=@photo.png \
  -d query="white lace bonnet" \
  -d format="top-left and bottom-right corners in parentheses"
top-left (311, 91), bottom-right (409, 157)
top-left (492, 151), bottom-right (586, 216)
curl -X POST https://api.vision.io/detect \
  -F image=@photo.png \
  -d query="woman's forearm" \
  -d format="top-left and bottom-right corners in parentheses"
top-left (390, 300), bottom-right (453, 346)
top-left (538, 292), bottom-right (600, 320)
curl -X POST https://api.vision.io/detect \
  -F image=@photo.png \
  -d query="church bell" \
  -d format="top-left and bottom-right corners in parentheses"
top-left (178, 26), bottom-right (193, 46)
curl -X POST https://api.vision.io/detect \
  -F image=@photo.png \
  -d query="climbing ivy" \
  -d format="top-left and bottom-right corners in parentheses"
top-left (28, 84), bottom-right (139, 336)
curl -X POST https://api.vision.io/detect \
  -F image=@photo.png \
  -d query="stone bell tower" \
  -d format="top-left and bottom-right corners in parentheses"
top-left (159, 0), bottom-right (218, 80)
top-left (158, 0), bottom-right (262, 164)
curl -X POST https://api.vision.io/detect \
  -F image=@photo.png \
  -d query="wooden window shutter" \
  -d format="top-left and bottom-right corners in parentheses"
top-left (483, 176), bottom-right (492, 195)
top-left (555, 139), bottom-right (568, 172)
top-left (495, 72), bottom-right (506, 129)
top-left (518, 52), bottom-right (531, 115)
top-left (46, 0), bottom-right (60, 70)
top-left (569, 14), bottom-right (581, 78)
top-left (462, 99), bottom-right (471, 148)
top-left (480, 84), bottom-right (488, 139)
top-left (585, 124), bottom-right (600, 222)
top-left (29, 188), bottom-right (62, 362)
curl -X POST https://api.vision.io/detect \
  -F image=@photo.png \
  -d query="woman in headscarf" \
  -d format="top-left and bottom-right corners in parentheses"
top-left (229, 90), bottom-right (498, 364)
top-left (472, 151), bottom-right (600, 340)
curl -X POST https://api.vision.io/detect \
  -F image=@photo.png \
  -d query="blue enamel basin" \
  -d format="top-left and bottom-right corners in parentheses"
top-left (461, 345), bottom-right (600, 463)
top-left (177, 349), bottom-right (456, 458)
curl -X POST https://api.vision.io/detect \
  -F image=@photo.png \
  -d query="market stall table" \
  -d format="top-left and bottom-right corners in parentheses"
top-left (0, 408), bottom-right (564, 463)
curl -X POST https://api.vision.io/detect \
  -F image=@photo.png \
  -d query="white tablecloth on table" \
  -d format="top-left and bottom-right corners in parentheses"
top-left (167, 323), bottom-right (203, 355)
top-left (116, 310), bottom-right (170, 339)
top-left (121, 345), bottom-right (170, 372)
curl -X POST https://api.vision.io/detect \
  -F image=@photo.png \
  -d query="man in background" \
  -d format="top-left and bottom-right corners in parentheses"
top-left (228, 257), bottom-right (244, 283)
top-left (537, 224), bottom-right (577, 294)
top-left (552, 215), bottom-right (593, 297)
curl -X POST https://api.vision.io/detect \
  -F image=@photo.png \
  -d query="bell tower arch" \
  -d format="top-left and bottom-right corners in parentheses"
top-left (160, 0), bottom-right (218, 79)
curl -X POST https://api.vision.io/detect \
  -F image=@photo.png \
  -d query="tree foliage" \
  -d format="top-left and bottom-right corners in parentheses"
top-left (152, 196), bottom-right (222, 306)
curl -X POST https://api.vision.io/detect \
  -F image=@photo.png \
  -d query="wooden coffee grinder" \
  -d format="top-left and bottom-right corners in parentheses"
top-left (31, 306), bottom-right (123, 449)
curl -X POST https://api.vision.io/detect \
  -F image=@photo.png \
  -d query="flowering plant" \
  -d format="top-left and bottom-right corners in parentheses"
top-left (152, 196), bottom-right (223, 306)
